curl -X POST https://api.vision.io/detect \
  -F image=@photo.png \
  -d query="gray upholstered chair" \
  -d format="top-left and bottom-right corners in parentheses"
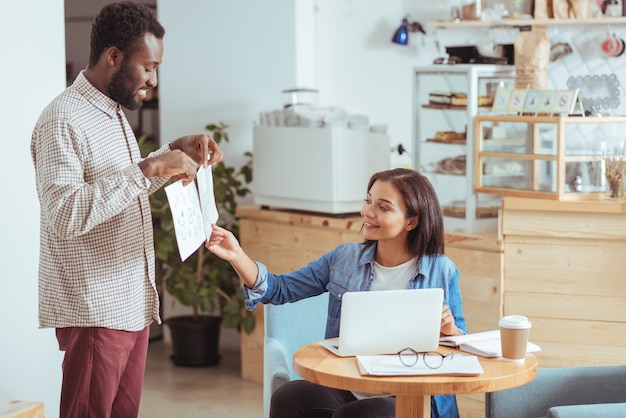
top-left (263, 293), bottom-right (329, 418)
top-left (485, 364), bottom-right (626, 418)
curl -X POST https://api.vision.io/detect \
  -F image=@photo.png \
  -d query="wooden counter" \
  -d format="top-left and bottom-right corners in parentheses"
top-left (502, 196), bottom-right (626, 213)
top-left (501, 197), bottom-right (626, 368)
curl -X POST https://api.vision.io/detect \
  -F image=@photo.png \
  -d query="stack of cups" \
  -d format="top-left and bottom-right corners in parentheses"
top-left (498, 315), bottom-right (531, 363)
top-left (347, 114), bottom-right (369, 131)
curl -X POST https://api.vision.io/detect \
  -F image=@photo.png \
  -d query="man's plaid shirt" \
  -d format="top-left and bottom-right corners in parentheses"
top-left (31, 71), bottom-right (170, 331)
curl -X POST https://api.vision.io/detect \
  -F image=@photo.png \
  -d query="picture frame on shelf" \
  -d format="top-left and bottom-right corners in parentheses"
top-left (509, 89), bottom-right (527, 113)
top-left (537, 90), bottom-right (556, 113)
top-left (494, 89), bottom-right (579, 115)
top-left (523, 90), bottom-right (542, 113)
top-left (552, 89), bottom-right (579, 115)
top-left (492, 88), bottom-right (512, 113)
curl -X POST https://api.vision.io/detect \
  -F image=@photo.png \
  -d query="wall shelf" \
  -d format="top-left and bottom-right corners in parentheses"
top-left (427, 16), bottom-right (626, 29)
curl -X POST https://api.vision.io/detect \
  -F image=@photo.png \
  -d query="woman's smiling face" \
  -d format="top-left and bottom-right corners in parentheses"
top-left (361, 180), bottom-right (417, 243)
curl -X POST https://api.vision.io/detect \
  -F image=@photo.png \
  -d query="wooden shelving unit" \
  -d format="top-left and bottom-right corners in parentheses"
top-left (427, 16), bottom-right (626, 29)
top-left (413, 65), bottom-right (515, 233)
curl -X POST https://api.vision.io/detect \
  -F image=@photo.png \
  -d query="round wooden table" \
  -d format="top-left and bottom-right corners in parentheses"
top-left (293, 341), bottom-right (537, 418)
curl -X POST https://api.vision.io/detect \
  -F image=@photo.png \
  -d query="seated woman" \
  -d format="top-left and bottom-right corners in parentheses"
top-left (206, 167), bottom-right (467, 418)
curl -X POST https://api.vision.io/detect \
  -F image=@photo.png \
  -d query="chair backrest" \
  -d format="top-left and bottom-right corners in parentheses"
top-left (485, 364), bottom-right (626, 418)
top-left (264, 293), bottom-right (329, 380)
top-left (263, 293), bottom-right (329, 418)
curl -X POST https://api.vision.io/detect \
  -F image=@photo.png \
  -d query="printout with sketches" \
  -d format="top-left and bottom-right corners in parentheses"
top-left (356, 354), bottom-right (484, 376)
top-left (164, 165), bottom-right (219, 261)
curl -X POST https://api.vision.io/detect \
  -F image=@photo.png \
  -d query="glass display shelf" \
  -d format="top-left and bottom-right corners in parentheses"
top-left (474, 115), bottom-right (626, 200)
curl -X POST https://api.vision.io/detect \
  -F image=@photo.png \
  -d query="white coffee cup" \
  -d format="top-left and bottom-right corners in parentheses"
top-left (498, 315), bottom-right (531, 362)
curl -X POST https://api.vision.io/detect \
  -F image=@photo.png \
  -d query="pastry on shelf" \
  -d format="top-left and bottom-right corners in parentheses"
top-left (429, 91), bottom-right (467, 106)
top-left (483, 161), bottom-right (525, 175)
top-left (477, 96), bottom-right (494, 107)
top-left (428, 91), bottom-right (494, 107)
top-left (428, 131), bottom-right (467, 144)
top-left (434, 155), bottom-right (466, 175)
top-left (442, 197), bottom-right (501, 219)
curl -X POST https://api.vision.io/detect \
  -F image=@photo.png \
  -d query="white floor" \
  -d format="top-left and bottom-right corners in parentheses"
top-left (139, 339), bottom-right (263, 418)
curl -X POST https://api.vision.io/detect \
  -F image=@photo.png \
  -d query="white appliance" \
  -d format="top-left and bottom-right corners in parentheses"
top-left (253, 126), bottom-right (391, 214)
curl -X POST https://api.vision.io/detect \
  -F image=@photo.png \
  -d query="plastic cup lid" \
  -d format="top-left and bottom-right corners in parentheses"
top-left (498, 315), bottom-right (531, 329)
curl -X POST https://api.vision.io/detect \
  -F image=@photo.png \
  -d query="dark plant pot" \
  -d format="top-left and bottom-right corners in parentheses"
top-left (165, 315), bottom-right (223, 367)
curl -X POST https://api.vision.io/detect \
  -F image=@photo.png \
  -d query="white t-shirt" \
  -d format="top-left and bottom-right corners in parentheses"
top-left (370, 257), bottom-right (419, 291)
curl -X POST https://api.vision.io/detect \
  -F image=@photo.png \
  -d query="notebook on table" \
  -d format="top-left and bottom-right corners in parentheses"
top-left (319, 288), bottom-right (444, 357)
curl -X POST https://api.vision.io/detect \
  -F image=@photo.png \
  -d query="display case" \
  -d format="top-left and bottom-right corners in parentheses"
top-left (474, 115), bottom-right (626, 200)
top-left (413, 65), bottom-right (515, 232)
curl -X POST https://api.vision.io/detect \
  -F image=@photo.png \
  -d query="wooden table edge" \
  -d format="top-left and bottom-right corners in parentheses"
top-left (293, 341), bottom-right (538, 396)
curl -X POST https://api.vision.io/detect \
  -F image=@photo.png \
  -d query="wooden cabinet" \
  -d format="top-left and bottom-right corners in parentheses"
top-left (474, 115), bottom-right (626, 200)
top-left (501, 197), bottom-right (626, 368)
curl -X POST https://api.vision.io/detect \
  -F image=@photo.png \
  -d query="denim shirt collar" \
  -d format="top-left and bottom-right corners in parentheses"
top-left (357, 242), bottom-right (376, 266)
top-left (360, 241), bottom-right (433, 286)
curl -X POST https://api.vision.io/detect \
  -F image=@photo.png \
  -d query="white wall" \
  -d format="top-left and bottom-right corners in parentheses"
top-left (0, 1), bottom-right (65, 417)
top-left (313, 1), bottom-right (445, 167)
top-left (156, 0), bottom-right (299, 348)
top-left (157, 0), bottom-right (298, 170)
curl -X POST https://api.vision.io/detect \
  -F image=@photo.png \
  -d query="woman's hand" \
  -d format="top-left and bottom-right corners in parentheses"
top-left (440, 305), bottom-right (462, 336)
top-left (205, 224), bottom-right (241, 262)
top-left (205, 224), bottom-right (259, 289)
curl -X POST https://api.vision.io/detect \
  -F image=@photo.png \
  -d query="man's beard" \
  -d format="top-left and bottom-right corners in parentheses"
top-left (107, 60), bottom-right (144, 111)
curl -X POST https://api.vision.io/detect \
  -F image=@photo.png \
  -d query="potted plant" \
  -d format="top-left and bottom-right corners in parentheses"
top-left (140, 121), bottom-right (254, 366)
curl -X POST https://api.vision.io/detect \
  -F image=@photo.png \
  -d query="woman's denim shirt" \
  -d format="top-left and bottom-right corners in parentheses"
top-left (244, 241), bottom-right (467, 338)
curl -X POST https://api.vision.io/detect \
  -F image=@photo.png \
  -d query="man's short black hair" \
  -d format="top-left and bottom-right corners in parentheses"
top-left (88, 1), bottom-right (165, 67)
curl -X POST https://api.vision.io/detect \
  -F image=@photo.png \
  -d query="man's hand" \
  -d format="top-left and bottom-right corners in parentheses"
top-left (138, 150), bottom-right (199, 185)
top-left (170, 134), bottom-right (224, 167)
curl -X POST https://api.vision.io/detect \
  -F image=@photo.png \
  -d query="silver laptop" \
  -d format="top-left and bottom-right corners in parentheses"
top-left (320, 288), bottom-right (444, 357)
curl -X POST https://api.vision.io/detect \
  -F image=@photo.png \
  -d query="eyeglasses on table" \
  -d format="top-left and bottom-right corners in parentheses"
top-left (397, 348), bottom-right (454, 369)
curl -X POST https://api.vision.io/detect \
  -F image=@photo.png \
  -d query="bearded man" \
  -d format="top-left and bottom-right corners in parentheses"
top-left (30, 2), bottom-right (223, 417)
